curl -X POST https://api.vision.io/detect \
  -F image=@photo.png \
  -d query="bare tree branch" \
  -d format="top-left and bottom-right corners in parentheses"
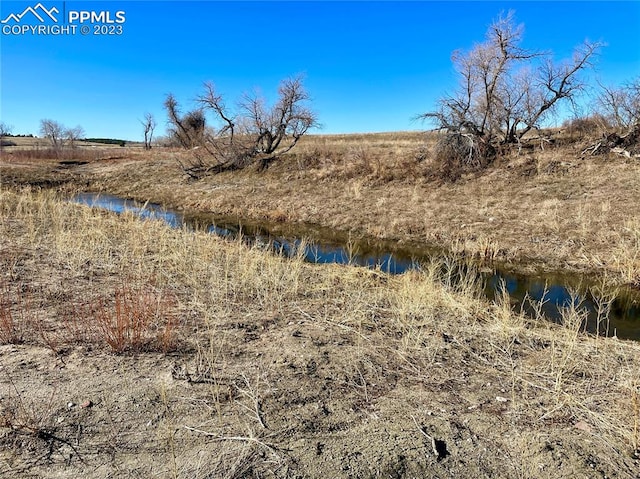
top-left (167, 75), bottom-right (318, 177)
top-left (141, 113), bottom-right (156, 150)
top-left (420, 11), bottom-right (602, 170)
top-left (596, 76), bottom-right (640, 130)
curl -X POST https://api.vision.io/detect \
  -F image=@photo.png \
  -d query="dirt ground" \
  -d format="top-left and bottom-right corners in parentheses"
top-left (1, 135), bottom-right (640, 477)
top-left (2, 332), bottom-right (638, 479)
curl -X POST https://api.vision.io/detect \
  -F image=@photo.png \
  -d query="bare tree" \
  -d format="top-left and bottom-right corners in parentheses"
top-left (39, 119), bottom-right (67, 151)
top-left (596, 77), bottom-right (640, 130)
top-left (39, 120), bottom-right (86, 154)
top-left (166, 75), bottom-right (318, 177)
top-left (164, 95), bottom-right (206, 149)
top-left (240, 76), bottom-right (318, 167)
top-left (421, 11), bottom-right (602, 168)
top-left (0, 121), bottom-right (13, 153)
top-left (141, 113), bottom-right (156, 150)
top-left (65, 125), bottom-right (85, 148)
top-left (0, 121), bottom-right (13, 138)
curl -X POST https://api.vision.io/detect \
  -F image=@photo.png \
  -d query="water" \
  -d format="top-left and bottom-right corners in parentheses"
top-left (72, 193), bottom-right (640, 340)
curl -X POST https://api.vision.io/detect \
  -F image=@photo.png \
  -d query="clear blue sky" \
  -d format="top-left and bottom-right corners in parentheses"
top-left (1, 1), bottom-right (639, 140)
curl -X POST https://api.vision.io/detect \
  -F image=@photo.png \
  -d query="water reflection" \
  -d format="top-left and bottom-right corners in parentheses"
top-left (72, 193), bottom-right (640, 340)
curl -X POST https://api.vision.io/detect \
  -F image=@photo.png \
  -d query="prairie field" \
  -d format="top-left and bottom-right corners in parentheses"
top-left (1, 132), bottom-right (640, 477)
top-left (2, 131), bottom-right (640, 281)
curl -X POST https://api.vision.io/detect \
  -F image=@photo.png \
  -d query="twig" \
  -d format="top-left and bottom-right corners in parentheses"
top-left (411, 415), bottom-right (438, 457)
top-left (182, 425), bottom-right (277, 453)
top-left (237, 374), bottom-right (267, 429)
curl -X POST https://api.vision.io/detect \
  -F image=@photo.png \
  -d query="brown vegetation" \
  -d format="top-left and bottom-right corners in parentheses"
top-left (1, 129), bottom-right (639, 287)
top-left (0, 188), bottom-right (639, 477)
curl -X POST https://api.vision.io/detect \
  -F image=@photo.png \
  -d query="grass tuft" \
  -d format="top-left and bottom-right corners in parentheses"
top-left (93, 284), bottom-right (178, 354)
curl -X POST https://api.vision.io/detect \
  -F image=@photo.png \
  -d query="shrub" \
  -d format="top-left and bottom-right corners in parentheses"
top-left (562, 115), bottom-right (610, 139)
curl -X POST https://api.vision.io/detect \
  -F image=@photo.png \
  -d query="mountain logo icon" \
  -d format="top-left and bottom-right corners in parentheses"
top-left (1, 3), bottom-right (59, 24)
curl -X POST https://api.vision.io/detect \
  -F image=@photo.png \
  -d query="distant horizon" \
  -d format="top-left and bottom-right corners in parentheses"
top-left (2, 1), bottom-right (639, 141)
top-left (4, 129), bottom-right (438, 142)
top-left (4, 127), bottom-right (582, 145)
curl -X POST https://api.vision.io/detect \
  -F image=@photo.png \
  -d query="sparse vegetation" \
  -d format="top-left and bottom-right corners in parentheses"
top-left (1, 130), bottom-right (639, 285)
top-left (1, 3), bottom-right (639, 475)
top-left (0, 187), bottom-right (638, 477)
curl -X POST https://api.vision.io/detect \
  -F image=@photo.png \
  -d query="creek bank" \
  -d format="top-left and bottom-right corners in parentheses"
top-left (73, 192), bottom-right (640, 340)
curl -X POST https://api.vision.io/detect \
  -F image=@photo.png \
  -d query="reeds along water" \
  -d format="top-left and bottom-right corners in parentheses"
top-left (71, 192), bottom-right (640, 340)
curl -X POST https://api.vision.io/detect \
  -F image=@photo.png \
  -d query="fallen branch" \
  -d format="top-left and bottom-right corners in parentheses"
top-left (611, 147), bottom-right (633, 158)
top-left (581, 142), bottom-right (602, 156)
top-left (182, 425), bottom-right (278, 453)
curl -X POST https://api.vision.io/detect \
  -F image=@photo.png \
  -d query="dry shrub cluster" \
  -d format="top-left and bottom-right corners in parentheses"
top-left (0, 279), bottom-right (179, 355)
top-left (429, 132), bottom-right (497, 181)
top-left (92, 284), bottom-right (179, 354)
top-left (562, 114), bottom-right (611, 140)
top-left (0, 283), bottom-right (28, 344)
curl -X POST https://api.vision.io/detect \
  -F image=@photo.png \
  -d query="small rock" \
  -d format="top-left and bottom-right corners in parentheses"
top-left (67, 402), bottom-right (75, 409)
top-left (573, 420), bottom-right (592, 433)
top-left (80, 400), bottom-right (93, 409)
top-left (495, 396), bottom-right (509, 403)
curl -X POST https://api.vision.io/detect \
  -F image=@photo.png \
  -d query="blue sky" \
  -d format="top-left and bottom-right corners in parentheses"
top-left (1, 1), bottom-right (639, 140)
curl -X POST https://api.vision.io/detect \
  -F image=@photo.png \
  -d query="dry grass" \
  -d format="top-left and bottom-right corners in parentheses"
top-left (0, 283), bottom-right (29, 345)
top-left (9, 131), bottom-right (630, 285)
top-left (0, 187), bottom-right (639, 477)
top-left (0, 137), bottom-right (133, 163)
top-left (93, 283), bottom-right (179, 354)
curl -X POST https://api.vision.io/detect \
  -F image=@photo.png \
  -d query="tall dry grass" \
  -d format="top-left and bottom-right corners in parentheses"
top-left (1, 186), bottom-right (639, 476)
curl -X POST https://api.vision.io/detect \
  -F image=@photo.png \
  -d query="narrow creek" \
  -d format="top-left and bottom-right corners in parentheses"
top-left (73, 193), bottom-right (640, 340)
